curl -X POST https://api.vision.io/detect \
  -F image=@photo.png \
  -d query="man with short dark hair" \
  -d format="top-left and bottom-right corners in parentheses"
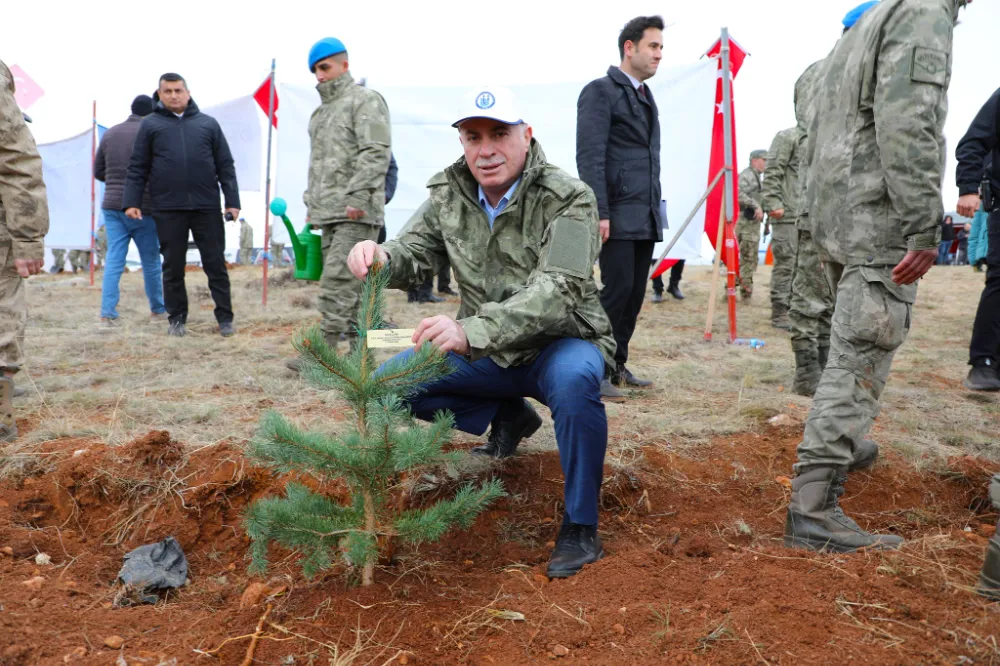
top-left (123, 73), bottom-right (241, 338)
top-left (347, 87), bottom-right (615, 579)
top-left (576, 15), bottom-right (664, 401)
top-left (94, 94), bottom-right (165, 326)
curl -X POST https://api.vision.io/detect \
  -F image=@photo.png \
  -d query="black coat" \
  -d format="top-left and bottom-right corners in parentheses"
top-left (956, 86), bottom-right (1000, 202)
top-left (94, 115), bottom-right (152, 212)
top-left (576, 66), bottom-right (662, 241)
top-left (123, 96), bottom-right (240, 212)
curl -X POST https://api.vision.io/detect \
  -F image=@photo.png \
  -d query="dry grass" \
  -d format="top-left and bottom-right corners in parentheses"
top-left (5, 261), bottom-right (996, 474)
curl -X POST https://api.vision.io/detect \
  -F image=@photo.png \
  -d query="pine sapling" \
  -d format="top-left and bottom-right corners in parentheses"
top-left (244, 261), bottom-right (505, 586)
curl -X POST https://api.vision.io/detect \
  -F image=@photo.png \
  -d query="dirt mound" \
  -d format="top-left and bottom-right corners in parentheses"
top-left (1, 428), bottom-right (999, 665)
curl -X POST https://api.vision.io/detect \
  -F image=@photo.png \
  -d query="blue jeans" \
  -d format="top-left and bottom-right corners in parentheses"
top-left (100, 210), bottom-right (165, 319)
top-left (938, 240), bottom-right (953, 265)
top-left (384, 338), bottom-right (607, 525)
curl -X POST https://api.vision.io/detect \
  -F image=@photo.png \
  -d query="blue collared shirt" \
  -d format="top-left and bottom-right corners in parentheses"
top-left (478, 178), bottom-right (520, 229)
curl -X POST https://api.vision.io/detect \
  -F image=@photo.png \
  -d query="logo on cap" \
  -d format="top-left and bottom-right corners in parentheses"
top-left (475, 92), bottom-right (496, 110)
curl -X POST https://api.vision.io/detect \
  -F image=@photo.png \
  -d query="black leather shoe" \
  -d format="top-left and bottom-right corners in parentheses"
top-left (614, 365), bottom-right (653, 388)
top-left (219, 322), bottom-right (236, 337)
top-left (471, 399), bottom-right (542, 459)
top-left (546, 522), bottom-right (604, 578)
top-left (417, 293), bottom-right (445, 304)
top-left (651, 292), bottom-right (663, 304)
top-left (168, 321), bottom-right (187, 337)
top-left (438, 287), bottom-right (458, 296)
top-left (667, 283), bottom-right (685, 300)
top-left (964, 363), bottom-right (1000, 392)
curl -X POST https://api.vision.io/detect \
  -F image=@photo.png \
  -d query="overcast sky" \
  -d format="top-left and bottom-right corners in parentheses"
top-left (8, 0), bottom-right (996, 224)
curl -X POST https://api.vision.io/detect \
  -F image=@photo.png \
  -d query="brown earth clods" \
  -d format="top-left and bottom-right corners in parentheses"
top-left (1, 427), bottom-right (999, 665)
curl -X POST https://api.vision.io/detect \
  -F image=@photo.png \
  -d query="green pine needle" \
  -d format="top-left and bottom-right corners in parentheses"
top-left (394, 479), bottom-right (507, 546)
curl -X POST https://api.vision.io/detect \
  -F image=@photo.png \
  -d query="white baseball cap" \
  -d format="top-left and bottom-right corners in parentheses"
top-left (452, 86), bottom-right (524, 128)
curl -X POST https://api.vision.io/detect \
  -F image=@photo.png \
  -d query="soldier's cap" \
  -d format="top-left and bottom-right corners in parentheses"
top-left (453, 86), bottom-right (524, 129)
top-left (309, 37), bottom-right (347, 72)
top-left (22, 112), bottom-right (32, 123)
top-left (750, 149), bottom-right (768, 160)
top-left (843, 1), bottom-right (879, 29)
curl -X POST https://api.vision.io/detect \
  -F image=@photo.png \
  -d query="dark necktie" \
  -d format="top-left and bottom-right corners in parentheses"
top-left (637, 84), bottom-right (647, 100)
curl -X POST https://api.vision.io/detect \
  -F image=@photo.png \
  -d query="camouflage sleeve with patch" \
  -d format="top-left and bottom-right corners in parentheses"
top-left (761, 131), bottom-right (792, 213)
top-left (875, 0), bottom-right (953, 251)
top-left (459, 185), bottom-right (601, 360)
top-left (737, 168), bottom-right (758, 210)
top-left (0, 61), bottom-right (49, 260)
top-left (343, 93), bottom-right (392, 213)
top-left (382, 197), bottom-right (448, 289)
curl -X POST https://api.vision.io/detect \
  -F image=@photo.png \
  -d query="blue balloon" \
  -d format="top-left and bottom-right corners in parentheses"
top-left (270, 197), bottom-right (287, 217)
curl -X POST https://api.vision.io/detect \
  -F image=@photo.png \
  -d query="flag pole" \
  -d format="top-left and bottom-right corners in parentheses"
top-left (262, 58), bottom-right (276, 307)
top-left (90, 100), bottom-right (96, 287)
top-left (719, 28), bottom-right (739, 343)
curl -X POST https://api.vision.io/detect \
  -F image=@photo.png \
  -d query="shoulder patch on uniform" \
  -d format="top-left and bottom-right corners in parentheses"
top-left (426, 171), bottom-right (448, 188)
top-left (543, 217), bottom-right (593, 279)
top-left (911, 46), bottom-right (948, 87)
top-left (538, 168), bottom-right (586, 201)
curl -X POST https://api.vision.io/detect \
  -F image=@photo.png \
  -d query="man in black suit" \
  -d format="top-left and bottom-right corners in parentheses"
top-left (576, 15), bottom-right (664, 401)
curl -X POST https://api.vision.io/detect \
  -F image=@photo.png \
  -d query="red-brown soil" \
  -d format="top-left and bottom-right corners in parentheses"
top-left (2, 427), bottom-right (999, 665)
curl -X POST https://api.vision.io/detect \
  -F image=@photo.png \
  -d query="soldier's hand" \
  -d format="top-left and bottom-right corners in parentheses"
top-left (347, 240), bottom-right (388, 279)
top-left (891, 249), bottom-right (937, 285)
top-left (15, 259), bottom-right (44, 278)
top-left (125, 208), bottom-right (142, 220)
top-left (413, 315), bottom-right (470, 355)
top-left (346, 206), bottom-right (366, 221)
top-left (754, 207), bottom-right (764, 222)
top-left (769, 208), bottom-right (785, 220)
top-left (957, 194), bottom-right (981, 218)
top-left (598, 219), bottom-right (610, 243)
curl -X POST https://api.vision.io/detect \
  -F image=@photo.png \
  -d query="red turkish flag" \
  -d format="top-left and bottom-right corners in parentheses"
top-left (9, 65), bottom-right (44, 110)
top-left (254, 75), bottom-right (278, 128)
top-left (651, 37), bottom-right (748, 280)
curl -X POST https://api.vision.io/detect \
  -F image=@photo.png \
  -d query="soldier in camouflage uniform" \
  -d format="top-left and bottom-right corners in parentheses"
top-left (736, 150), bottom-right (767, 299)
top-left (238, 217), bottom-right (253, 265)
top-left (50, 248), bottom-right (66, 273)
top-left (0, 59), bottom-right (50, 438)
top-left (785, 0), bottom-right (968, 554)
top-left (348, 87), bottom-right (615, 580)
top-left (95, 224), bottom-right (106, 269)
top-left (305, 37), bottom-right (391, 347)
top-left (788, 60), bottom-right (835, 397)
top-left (761, 128), bottom-right (800, 330)
top-left (68, 249), bottom-right (90, 273)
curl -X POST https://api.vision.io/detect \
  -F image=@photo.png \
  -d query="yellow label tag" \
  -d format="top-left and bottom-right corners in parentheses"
top-left (367, 329), bottom-right (416, 348)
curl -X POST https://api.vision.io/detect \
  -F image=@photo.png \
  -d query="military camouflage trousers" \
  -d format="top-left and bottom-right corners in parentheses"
top-left (0, 240), bottom-right (26, 372)
top-left (794, 262), bottom-right (916, 472)
top-left (319, 222), bottom-right (380, 341)
top-left (237, 246), bottom-right (254, 265)
top-left (68, 250), bottom-right (91, 272)
top-left (769, 223), bottom-right (797, 312)
top-left (789, 228), bottom-right (834, 353)
top-left (51, 249), bottom-right (66, 271)
top-left (735, 217), bottom-right (761, 296)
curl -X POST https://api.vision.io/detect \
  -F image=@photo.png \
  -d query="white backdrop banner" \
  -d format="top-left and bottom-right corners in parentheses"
top-left (274, 60), bottom-right (718, 262)
top-left (39, 127), bottom-right (106, 249)
top-left (202, 94), bottom-right (263, 193)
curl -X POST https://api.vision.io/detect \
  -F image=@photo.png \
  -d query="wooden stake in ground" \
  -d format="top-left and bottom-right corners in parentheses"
top-left (704, 202), bottom-right (729, 341)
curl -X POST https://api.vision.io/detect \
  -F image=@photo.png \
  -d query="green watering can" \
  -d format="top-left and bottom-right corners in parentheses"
top-left (270, 197), bottom-right (323, 281)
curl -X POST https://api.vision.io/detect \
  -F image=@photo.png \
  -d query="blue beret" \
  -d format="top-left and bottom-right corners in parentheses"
top-left (843, 1), bottom-right (879, 29)
top-left (309, 38), bottom-right (347, 72)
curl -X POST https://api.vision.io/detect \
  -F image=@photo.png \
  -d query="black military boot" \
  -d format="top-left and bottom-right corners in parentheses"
top-left (784, 466), bottom-right (903, 553)
top-left (651, 291), bottom-right (664, 304)
top-left (471, 399), bottom-right (542, 459)
top-left (849, 439), bottom-right (879, 472)
top-left (964, 361), bottom-right (1000, 392)
top-left (613, 364), bottom-right (653, 388)
top-left (546, 518), bottom-right (604, 578)
top-left (792, 348), bottom-right (821, 397)
top-left (667, 279), bottom-right (685, 300)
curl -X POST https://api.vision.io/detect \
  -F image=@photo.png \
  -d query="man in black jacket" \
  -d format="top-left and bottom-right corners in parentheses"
top-left (123, 73), bottom-right (241, 338)
top-left (576, 15), bottom-right (664, 401)
top-left (956, 87), bottom-right (1000, 392)
top-left (94, 94), bottom-right (166, 325)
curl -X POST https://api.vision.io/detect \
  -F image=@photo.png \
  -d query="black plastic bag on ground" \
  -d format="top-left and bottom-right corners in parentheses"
top-left (115, 537), bottom-right (188, 605)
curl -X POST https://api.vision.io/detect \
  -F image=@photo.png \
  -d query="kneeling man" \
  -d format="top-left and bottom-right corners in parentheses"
top-left (347, 87), bottom-right (616, 578)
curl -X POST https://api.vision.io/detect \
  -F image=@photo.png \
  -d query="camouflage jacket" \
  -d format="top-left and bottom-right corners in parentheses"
top-left (737, 166), bottom-right (763, 220)
top-left (240, 221), bottom-right (253, 247)
top-left (793, 60), bottom-right (824, 229)
top-left (0, 60), bottom-right (48, 261)
top-left (805, 0), bottom-right (958, 267)
top-left (383, 139), bottom-right (616, 368)
top-left (761, 128), bottom-right (800, 224)
top-left (305, 72), bottom-right (391, 227)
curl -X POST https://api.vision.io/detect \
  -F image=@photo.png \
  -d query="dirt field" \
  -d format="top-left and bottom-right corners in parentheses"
top-left (1, 263), bottom-right (998, 665)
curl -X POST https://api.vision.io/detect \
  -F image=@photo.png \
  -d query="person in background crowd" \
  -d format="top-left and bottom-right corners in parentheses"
top-left (123, 73), bottom-right (241, 338)
top-left (270, 219), bottom-right (285, 267)
top-left (68, 249), bottom-right (90, 274)
top-left (650, 259), bottom-right (684, 303)
top-left (938, 214), bottom-right (955, 265)
top-left (49, 248), bottom-right (66, 274)
top-left (736, 150), bottom-right (768, 301)
top-left (238, 217), bottom-right (253, 265)
top-left (0, 58), bottom-right (50, 435)
top-left (762, 127), bottom-right (801, 330)
top-left (95, 222), bottom-right (106, 269)
top-left (956, 222), bottom-right (970, 265)
top-left (576, 14), bottom-right (664, 401)
top-left (94, 93), bottom-right (166, 326)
